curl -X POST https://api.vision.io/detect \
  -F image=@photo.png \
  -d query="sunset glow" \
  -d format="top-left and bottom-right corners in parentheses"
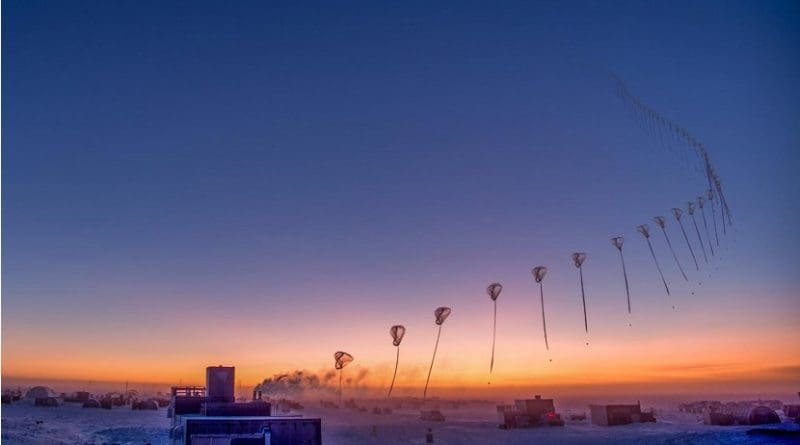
top-left (3, 0), bottom-right (799, 410)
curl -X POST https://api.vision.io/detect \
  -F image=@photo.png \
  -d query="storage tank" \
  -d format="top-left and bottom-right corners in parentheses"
top-left (206, 366), bottom-right (235, 403)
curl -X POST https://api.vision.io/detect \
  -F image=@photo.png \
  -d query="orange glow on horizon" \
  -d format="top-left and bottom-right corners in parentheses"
top-left (3, 315), bottom-right (797, 398)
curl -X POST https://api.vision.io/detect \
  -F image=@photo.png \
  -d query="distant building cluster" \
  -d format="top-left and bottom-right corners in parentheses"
top-left (678, 399), bottom-right (786, 426)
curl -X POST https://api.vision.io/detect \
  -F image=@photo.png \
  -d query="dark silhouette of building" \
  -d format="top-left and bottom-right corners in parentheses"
top-left (589, 403), bottom-right (655, 426)
top-left (704, 411), bottom-right (736, 426)
top-left (784, 404), bottom-right (800, 421)
top-left (497, 395), bottom-right (564, 428)
top-left (169, 365), bottom-right (321, 445)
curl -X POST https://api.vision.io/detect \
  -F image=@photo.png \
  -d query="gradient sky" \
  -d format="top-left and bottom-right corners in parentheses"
top-left (3, 1), bottom-right (799, 396)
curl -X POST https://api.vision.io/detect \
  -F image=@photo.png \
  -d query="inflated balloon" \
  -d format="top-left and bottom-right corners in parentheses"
top-left (707, 189), bottom-right (720, 246)
top-left (614, 74), bottom-right (733, 234)
top-left (571, 252), bottom-right (586, 268)
top-left (532, 266), bottom-right (547, 283)
top-left (672, 208), bottom-right (699, 271)
top-left (334, 351), bottom-right (353, 405)
top-left (711, 178), bottom-right (729, 234)
top-left (654, 216), bottom-right (688, 281)
top-left (487, 283), bottom-right (502, 301)
top-left (611, 236), bottom-right (632, 314)
top-left (697, 197), bottom-right (715, 257)
top-left (424, 307), bottom-right (451, 399)
top-left (713, 176), bottom-right (733, 228)
top-left (335, 351), bottom-right (353, 370)
top-left (390, 325), bottom-right (406, 347)
top-left (531, 266), bottom-right (550, 351)
top-left (434, 307), bottom-right (451, 325)
top-left (387, 325), bottom-right (405, 398)
top-left (571, 253), bottom-right (589, 337)
top-left (687, 202), bottom-right (708, 264)
top-left (486, 283), bottom-right (502, 381)
top-left (638, 224), bottom-right (670, 296)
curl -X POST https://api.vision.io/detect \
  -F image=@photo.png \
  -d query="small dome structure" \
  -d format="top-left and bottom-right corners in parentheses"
top-left (746, 406), bottom-right (780, 425)
top-left (25, 386), bottom-right (55, 399)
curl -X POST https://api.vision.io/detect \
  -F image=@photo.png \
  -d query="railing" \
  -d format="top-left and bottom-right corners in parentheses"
top-left (171, 386), bottom-right (206, 397)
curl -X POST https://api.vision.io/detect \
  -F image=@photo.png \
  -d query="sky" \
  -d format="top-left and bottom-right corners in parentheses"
top-left (3, 1), bottom-right (799, 398)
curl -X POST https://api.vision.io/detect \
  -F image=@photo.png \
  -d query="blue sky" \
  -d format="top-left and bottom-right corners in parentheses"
top-left (3, 1), bottom-right (799, 384)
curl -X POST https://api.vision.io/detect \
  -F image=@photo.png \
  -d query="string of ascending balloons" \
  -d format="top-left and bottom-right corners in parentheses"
top-left (613, 74), bottom-right (733, 229)
top-left (326, 77), bottom-right (733, 401)
top-left (333, 191), bottom-right (730, 401)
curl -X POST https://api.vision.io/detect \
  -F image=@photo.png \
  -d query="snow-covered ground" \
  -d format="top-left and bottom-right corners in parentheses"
top-left (2, 400), bottom-right (798, 444)
top-left (1, 401), bottom-right (167, 444)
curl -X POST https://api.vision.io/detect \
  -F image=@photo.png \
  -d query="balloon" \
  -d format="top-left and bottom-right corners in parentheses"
top-left (531, 266), bottom-right (550, 350)
top-left (672, 208), bottom-right (699, 271)
top-left (424, 307), bottom-right (452, 399)
top-left (571, 252), bottom-right (589, 337)
top-left (687, 202), bottom-right (708, 264)
top-left (532, 266), bottom-right (547, 283)
top-left (654, 216), bottom-right (688, 281)
top-left (638, 224), bottom-right (670, 296)
top-left (334, 351), bottom-right (353, 370)
top-left (387, 325), bottom-right (405, 398)
top-left (697, 197), bottom-right (715, 257)
top-left (390, 325), bottom-right (406, 347)
top-left (486, 283), bottom-right (503, 301)
top-left (333, 351), bottom-right (353, 405)
top-left (611, 237), bottom-right (632, 313)
top-left (434, 307), bottom-right (451, 326)
top-left (486, 283), bottom-right (503, 380)
top-left (707, 189), bottom-right (720, 246)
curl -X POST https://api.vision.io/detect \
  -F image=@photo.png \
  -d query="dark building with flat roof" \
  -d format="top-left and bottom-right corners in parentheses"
top-left (169, 365), bottom-right (321, 445)
top-left (497, 395), bottom-right (564, 428)
top-left (589, 403), bottom-right (655, 426)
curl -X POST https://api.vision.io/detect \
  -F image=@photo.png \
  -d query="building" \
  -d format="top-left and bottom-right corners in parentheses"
top-left (704, 411), bottom-right (736, 426)
top-left (63, 391), bottom-right (91, 403)
top-left (589, 403), bottom-right (655, 426)
top-left (679, 400), bottom-right (721, 414)
top-left (497, 395), bottom-right (564, 429)
top-left (784, 404), bottom-right (800, 420)
top-left (169, 365), bottom-right (321, 445)
top-left (700, 401), bottom-right (781, 426)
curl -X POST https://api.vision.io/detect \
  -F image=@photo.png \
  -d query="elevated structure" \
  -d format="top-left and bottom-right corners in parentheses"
top-left (169, 386), bottom-right (207, 417)
top-left (169, 365), bottom-right (321, 445)
top-left (206, 366), bottom-right (235, 403)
